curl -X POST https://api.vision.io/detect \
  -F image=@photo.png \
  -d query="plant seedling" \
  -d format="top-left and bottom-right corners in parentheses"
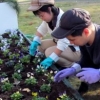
top-left (1, 81), bottom-right (13, 92)
top-left (35, 65), bottom-right (47, 75)
top-left (11, 91), bottom-right (23, 100)
top-left (25, 77), bottom-right (37, 86)
top-left (12, 73), bottom-right (22, 81)
top-left (40, 84), bottom-right (51, 93)
top-left (0, 59), bottom-right (3, 65)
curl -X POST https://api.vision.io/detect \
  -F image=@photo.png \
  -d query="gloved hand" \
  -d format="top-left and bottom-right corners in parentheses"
top-left (40, 57), bottom-right (54, 69)
top-left (76, 68), bottom-right (100, 84)
top-left (29, 36), bottom-right (41, 56)
top-left (40, 52), bottom-right (59, 69)
top-left (29, 41), bottom-right (40, 56)
top-left (54, 67), bottom-right (76, 82)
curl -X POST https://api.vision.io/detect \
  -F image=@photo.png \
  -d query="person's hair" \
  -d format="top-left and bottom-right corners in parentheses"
top-left (71, 29), bottom-right (84, 37)
top-left (71, 23), bottom-right (92, 37)
top-left (33, 4), bottom-right (58, 16)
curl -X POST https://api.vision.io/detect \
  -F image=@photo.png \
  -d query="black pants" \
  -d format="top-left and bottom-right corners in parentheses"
top-left (78, 82), bottom-right (88, 94)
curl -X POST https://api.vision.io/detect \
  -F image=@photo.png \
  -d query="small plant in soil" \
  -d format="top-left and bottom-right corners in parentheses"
top-left (7, 39), bottom-right (12, 44)
top-left (0, 59), bottom-right (3, 65)
top-left (35, 65), bottom-right (47, 75)
top-left (14, 63), bottom-right (24, 72)
top-left (45, 71), bottom-right (54, 83)
top-left (5, 60), bottom-right (15, 67)
top-left (32, 92), bottom-right (47, 100)
top-left (32, 96), bottom-right (46, 100)
top-left (0, 72), bottom-right (8, 83)
top-left (32, 51), bottom-right (44, 64)
top-left (12, 73), bottom-right (22, 81)
top-left (20, 55), bottom-right (30, 64)
top-left (0, 72), bottom-right (7, 78)
top-left (57, 93), bottom-right (73, 100)
top-left (40, 84), bottom-right (51, 93)
top-left (25, 77), bottom-right (37, 86)
top-left (10, 91), bottom-right (23, 100)
top-left (1, 81), bottom-right (14, 92)
top-left (9, 54), bottom-right (15, 59)
top-left (0, 42), bottom-right (4, 47)
top-left (0, 72), bottom-right (7, 81)
top-left (21, 46), bottom-right (29, 53)
top-left (3, 49), bottom-right (9, 57)
top-left (10, 34), bottom-right (19, 40)
top-left (15, 40), bottom-right (19, 45)
top-left (9, 53), bottom-right (19, 60)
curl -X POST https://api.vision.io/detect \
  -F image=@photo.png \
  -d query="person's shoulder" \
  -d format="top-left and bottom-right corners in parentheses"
top-left (93, 23), bottom-right (100, 33)
top-left (57, 8), bottom-right (64, 20)
top-left (58, 8), bottom-right (64, 13)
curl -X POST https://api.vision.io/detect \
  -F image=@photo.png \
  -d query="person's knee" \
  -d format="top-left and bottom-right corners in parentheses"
top-left (45, 48), bottom-right (53, 57)
top-left (45, 46), bottom-right (57, 57)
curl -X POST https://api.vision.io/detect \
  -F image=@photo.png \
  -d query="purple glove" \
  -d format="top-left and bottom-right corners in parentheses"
top-left (54, 67), bottom-right (76, 82)
top-left (76, 68), bottom-right (100, 84)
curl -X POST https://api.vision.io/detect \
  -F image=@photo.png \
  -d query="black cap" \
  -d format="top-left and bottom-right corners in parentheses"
top-left (52, 8), bottom-right (91, 39)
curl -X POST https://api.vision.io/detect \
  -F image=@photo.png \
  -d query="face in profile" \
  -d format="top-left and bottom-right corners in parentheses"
top-left (37, 10), bottom-right (53, 22)
top-left (67, 32), bottom-right (88, 46)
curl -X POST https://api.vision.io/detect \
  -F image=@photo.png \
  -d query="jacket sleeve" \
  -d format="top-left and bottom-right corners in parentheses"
top-left (37, 21), bottom-right (48, 36)
top-left (57, 38), bottom-right (80, 52)
top-left (56, 38), bottom-right (70, 51)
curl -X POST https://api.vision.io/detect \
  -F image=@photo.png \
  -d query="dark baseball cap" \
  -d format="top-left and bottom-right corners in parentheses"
top-left (52, 8), bottom-right (91, 39)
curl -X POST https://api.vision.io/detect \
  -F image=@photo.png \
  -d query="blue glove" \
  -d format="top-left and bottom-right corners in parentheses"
top-left (29, 41), bottom-right (40, 56)
top-left (76, 68), bottom-right (100, 84)
top-left (54, 67), bottom-right (76, 82)
top-left (40, 57), bottom-right (54, 69)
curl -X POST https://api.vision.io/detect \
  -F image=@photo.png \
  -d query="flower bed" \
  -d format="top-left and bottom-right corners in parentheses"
top-left (0, 30), bottom-right (78, 100)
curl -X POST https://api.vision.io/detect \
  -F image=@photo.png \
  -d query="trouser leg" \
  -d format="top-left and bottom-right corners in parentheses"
top-left (78, 82), bottom-right (88, 94)
top-left (38, 39), bottom-right (56, 53)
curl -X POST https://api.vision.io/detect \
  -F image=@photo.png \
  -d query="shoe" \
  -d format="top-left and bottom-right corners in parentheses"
top-left (78, 82), bottom-right (88, 94)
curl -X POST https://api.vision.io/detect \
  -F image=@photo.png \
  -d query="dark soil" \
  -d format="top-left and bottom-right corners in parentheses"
top-left (0, 30), bottom-right (77, 100)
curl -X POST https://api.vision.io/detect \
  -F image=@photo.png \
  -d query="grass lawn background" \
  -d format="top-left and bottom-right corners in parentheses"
top-left (17, 1), bottom-right (100, 100)
top-left (18, 0), bottom-right (100, 37)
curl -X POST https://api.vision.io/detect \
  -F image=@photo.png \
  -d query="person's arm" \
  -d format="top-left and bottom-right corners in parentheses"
top-left (33, 32), bottom-right (43, 44)
top-left (34, 20), bottom-right (49, 40)
top-left (40, 38), bottom-right (70, 69)
top-left (29, 33), bottom-right (41, 56)
top-left (37, 21), bottom-right (48, 36)
top-left (40, 49), bottom-right (60, 69)
top-left (29, 21), bottom-right (48, 56)
top-left (71, 46), bottom-right (92, 72)
top-left (35, 31), bottom-right (43, 38)
top-left (53, 47), bottom-right (62, 56)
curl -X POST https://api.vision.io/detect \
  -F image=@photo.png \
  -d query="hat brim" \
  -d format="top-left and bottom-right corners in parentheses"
top-left (27, 5), bottom-right (42, 11)
top-left (52, 27), bottom-right (75, 39)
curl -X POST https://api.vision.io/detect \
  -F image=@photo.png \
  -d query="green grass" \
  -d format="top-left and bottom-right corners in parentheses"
top-left (18, 1), bottom-right (100, 37)
top-left (18, 3), bottom-right (41, 35)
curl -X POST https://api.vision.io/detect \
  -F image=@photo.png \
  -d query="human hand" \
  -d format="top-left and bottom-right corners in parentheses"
top-left (54, 67), bottom-right (76, 82)
top-left (76, 68), bottom-right (100, 84)
top-left (40, 52), bottom-right (59, 69)
top-left (29, 41), bottom-right (40, 56)
top-left (40, 57), bottom-right (54, 69)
